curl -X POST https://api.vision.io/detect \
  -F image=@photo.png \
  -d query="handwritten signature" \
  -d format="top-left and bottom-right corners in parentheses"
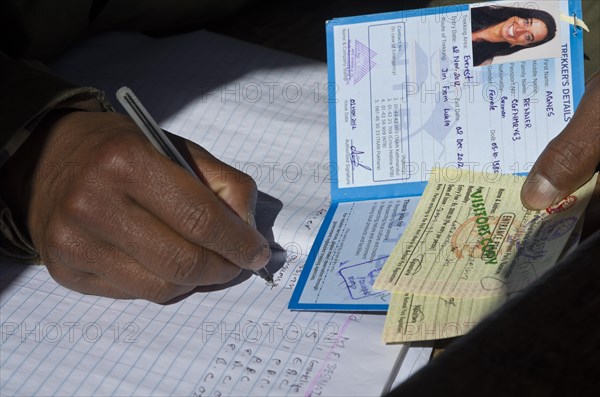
top-left (349, 145), bottom-right (372, 171)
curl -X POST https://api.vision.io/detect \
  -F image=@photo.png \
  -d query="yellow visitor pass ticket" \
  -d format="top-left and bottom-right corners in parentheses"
top-left (375, 168), bottom-right (596, 299)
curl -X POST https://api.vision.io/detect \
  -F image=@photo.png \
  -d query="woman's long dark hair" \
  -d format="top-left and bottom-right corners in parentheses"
top-left (471, 5), bottom-right (557, 66)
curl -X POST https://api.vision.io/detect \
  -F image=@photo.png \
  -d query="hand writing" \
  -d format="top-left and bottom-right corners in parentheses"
top-left (21, 111), bottom-right (270, 302)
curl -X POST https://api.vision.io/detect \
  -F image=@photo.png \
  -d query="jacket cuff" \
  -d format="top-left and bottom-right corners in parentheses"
top-left (0, 54), bottom-right (114, 263)
top-left (0, 196), bottom-right (38, 262)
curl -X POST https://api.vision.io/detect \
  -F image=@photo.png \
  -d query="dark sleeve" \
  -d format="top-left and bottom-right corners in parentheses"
top-left (0, 0), bottom-right (252, 262)
top-left (0, 52), bottom-right (112, 261)
top-left (0, 0), bottom-right (110, 262)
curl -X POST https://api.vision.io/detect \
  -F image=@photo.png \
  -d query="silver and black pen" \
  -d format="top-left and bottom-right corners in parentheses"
top-left (116, 86), bottom-right (273, 285)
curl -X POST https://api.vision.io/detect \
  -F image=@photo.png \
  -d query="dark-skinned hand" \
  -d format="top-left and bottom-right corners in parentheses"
top-left (3, 111), bottom-right (270, 303)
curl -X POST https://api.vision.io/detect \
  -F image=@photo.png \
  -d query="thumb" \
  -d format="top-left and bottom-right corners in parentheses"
top-left (521, 71), bottom-right (600, 209)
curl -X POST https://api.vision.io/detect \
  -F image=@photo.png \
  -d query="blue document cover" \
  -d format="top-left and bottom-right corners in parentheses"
top-left (289, 0), bottom-right (585, 311)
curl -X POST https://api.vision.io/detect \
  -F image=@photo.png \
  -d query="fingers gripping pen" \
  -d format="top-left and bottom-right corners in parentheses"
top-left (116, 86), bottom-right (274, 285)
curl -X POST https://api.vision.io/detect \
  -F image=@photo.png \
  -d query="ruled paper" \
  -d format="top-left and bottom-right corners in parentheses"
top-left (0, 31), bottom-right (430, 396)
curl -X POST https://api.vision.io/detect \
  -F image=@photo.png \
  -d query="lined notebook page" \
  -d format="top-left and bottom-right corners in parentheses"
top-left (0, 31), bottom-right (429, 396)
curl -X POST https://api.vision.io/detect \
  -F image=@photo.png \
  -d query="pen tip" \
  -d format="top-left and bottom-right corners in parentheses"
top-left (266, 275), bottom-right (277, 288)
top-left (254, 268), bottom-right (275, 286)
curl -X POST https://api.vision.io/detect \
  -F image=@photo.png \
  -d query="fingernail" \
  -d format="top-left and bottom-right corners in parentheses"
top-left (522, 173), bottom-right (561, 209)
top-left (246, 211), bottom-right (257, 229)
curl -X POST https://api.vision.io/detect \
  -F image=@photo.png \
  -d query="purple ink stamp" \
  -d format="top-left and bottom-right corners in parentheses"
top-left (338, 256), bottom-right (388, 300)
top-left (347, 40), bottom-right (377, 85)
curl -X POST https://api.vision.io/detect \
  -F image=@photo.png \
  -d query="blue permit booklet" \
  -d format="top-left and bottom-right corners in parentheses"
top-left (289, 0), bottom-right (585, 311)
